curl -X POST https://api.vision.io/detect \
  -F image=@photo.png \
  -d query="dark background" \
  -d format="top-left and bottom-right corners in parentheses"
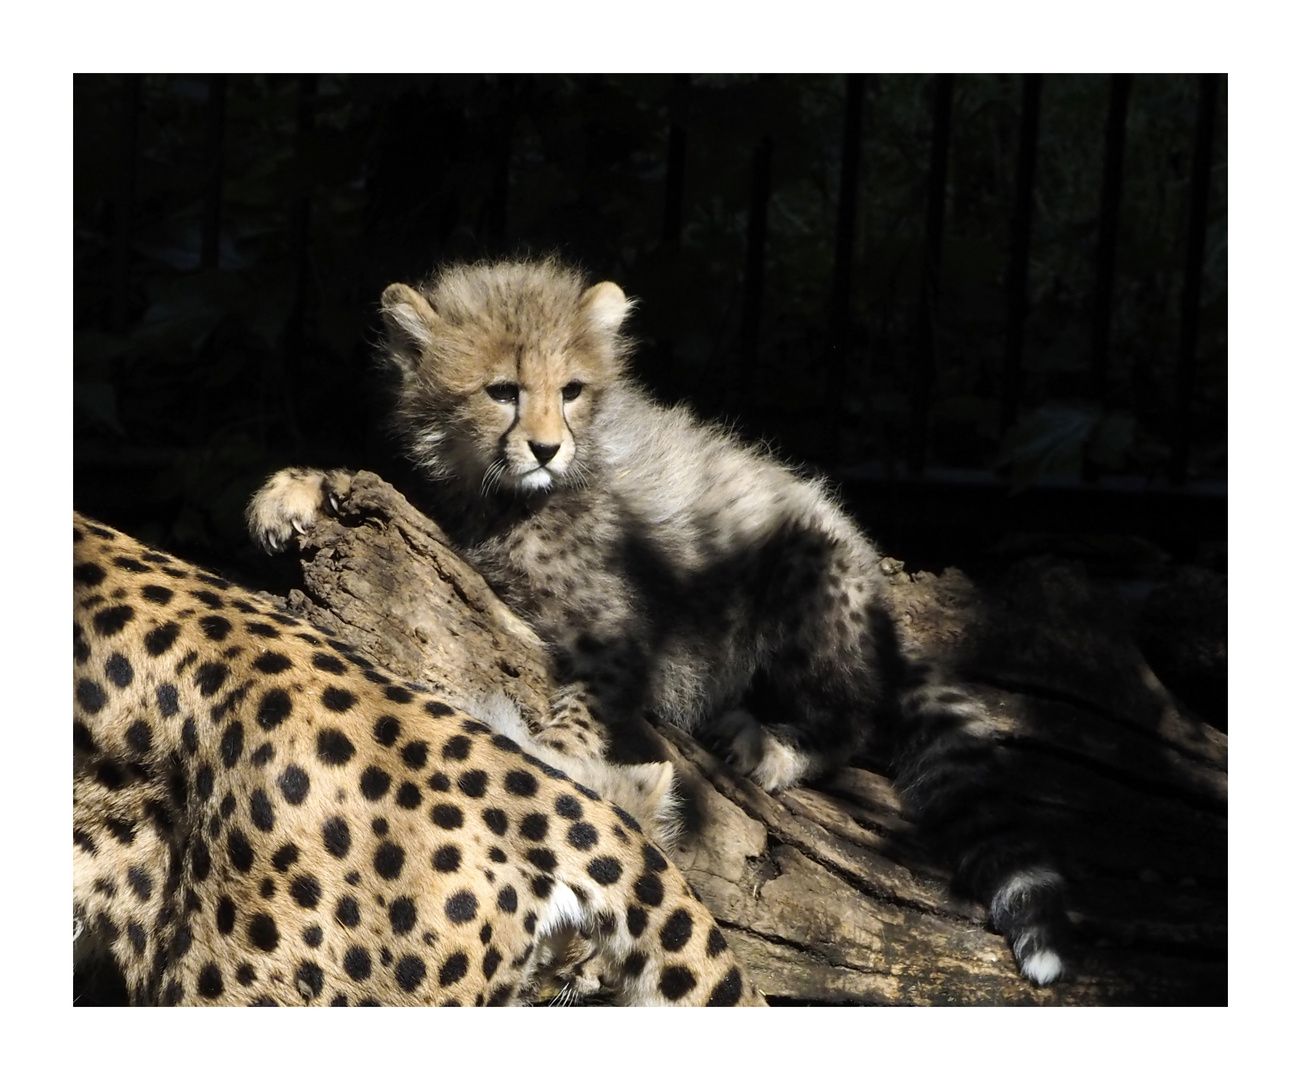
top-left (73, 73), bottom-right (1227, 583)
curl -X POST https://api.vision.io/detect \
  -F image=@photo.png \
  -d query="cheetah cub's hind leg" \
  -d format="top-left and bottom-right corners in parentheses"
top-left (247, 467), bottom-right (352, 552)
top-left (470, 691), bottom-right (682, 852)
top-left (715, 709), bottom-right (824, 793)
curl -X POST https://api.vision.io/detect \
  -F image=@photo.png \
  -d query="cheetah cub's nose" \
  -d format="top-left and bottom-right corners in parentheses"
top-left (529, 442), bottom-right (560, 465)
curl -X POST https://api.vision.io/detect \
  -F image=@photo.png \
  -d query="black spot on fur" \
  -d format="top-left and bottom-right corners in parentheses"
top-left (93, 605), bottom-right (135, 637)
top-left (322, 818), bottom-right (351, 857)
top-left (256, 688), bottom-right (292, 730)
top-left (373, 715), bottom-right (402, 746)
top-left (193, 662), bottom-right (229, 697)
top-left (626, 906), bottom-right (647, 937)
top-left (295, 962), bottom-right (324, 1000)
top-left (445, 891), bottom-right (478, 924)
top-left (125, 720), bottom-right (152, 755)
top-left (322, 686), bottom-right (356, 712)
top-left (278, 765), bottom-right (310, 804)
top-left (144, 622), bottom-right (181, 656)
top-left (312, 652), bottom-right (347, 674)
top-left (706, 967), bottom-right (744, 1006)
top-left (587, 856), bottom-right (622, 884)
top-left (316, 728), bottom-right (356, 766)
top-left (248, 913), bottom-right (280, 952)
top-left (374, 841), bottom-right (405, 879)
top-left (252, 652), bottom-right (292, 675)
top-left (344, 946), bottom-right (372, 981)
top-left (441, 735), bottom-right (471, 761)
top-left (290, 875), bottom-right (322, 909)
top-left (220, 722), bottom-right (244, 767)
top-left (249, 790), bottom-right (275, 832)
top-left (389, 897), bottom-right (417, 935)
top-left (360, 767), bottom-right (391, 800)
top-left (227, 829), bottom-right (254, 873)
top-left (431, 804), bottom-right (463, 829)
top-left (437, 953), bottom-right (467, 987)
top-left (76, 678), bottom-right (108, 715)
top-left (634, 873), bottom-right (664, 907)
top-left (199, 615), bottom-right (232, 641)
top-left (156, 683), bottom-right (179, 717)
top-left (658, 965), bottom-right (698, 1001)
top-left (106, 653), bottom-right (134, 688)
top-left (74, 562), bottom-right (106, 586)
top-left (567, 822), bottom-right (599, 850)
top-left (659, 908), bottom-right (694, 952)
top-left (336, 896), bottom-right (361, 928)
top-left (401, 741), bottom-right (429, 769)
top-left (197, 963), bottom-right (224, 998)
top-left (397, 955), bottom-right (429, 992)
top-left (432, 845), bottom-right (461, 872)
top-left (504, 770), bottom-right (538, 797)
top-left (272, 843), bottom-right (299, 871)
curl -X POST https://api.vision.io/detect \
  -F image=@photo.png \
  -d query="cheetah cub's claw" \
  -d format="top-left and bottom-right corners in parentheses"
top-left (247, 467), bottom-right (352, 553)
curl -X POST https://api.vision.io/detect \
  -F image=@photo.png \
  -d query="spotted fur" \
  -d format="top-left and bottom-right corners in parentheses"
top-left (72, 513), bottom-right (764, 1006)
top-left (247, 258), bottom-right (1068, 985)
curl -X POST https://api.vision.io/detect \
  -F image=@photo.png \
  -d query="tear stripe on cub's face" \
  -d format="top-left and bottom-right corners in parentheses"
top-left (380, 261), bottom-right (633, 495)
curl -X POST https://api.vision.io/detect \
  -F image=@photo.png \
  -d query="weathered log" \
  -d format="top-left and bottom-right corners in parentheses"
top-left (266, 470), bottom-right (1227, 1005)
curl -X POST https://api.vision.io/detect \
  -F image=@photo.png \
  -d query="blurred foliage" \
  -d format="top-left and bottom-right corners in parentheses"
top-left (73, 74), bottom-right (1226, 557)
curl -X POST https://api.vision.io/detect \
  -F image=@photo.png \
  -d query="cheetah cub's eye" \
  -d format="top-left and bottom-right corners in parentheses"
top-left (561, 382), bottom-right (584, 402)
top-left (486, 383), bottom-right (520, 404)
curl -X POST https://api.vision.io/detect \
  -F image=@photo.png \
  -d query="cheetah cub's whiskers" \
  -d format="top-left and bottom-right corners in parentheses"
top-left (72, 513), bottom-right (764, 1006)
top-left (248, 257), bottom-right (1069, 986)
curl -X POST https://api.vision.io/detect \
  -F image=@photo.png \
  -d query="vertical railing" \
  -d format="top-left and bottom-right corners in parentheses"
top-left (735, 80), bottom-right (775, 412)
top-left (999, 73), bottom-right (1042, 437)
top-left (907, 74), bottom-right (954, 475)
top-left (661, 74), bottom-right (689, 248)
top-left (825, 73), bottom-right (866, 446)
top-left (1089, 74), bottom-right (1133, 406)
top-left (111, 75), bottom-right (140, 333)
top-left (1171, 74), bottom-right (1219, 486)
top-left (484, 75), bottom-right (520, 249)
top-left (200, 75), bottom-right (227, 271)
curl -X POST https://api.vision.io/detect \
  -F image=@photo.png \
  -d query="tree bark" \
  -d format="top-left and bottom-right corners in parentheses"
top-left (266, 470), bottom-right (1227, 1005)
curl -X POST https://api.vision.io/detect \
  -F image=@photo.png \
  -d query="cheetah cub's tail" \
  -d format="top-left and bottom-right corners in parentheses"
top-left (894, 669), bottom-right (1067, 986)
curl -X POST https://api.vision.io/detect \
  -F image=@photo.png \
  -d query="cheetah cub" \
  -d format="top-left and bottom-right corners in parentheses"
top-left (249, 258), bottom-right (1067, 985)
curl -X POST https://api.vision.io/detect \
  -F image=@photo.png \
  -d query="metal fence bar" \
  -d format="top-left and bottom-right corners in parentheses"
top-left (999, 73), bottom-right (1043, 435)
top-left (1090, 73), bottom-right (1133, 405)
top-left (908, 73), bottom-right (954, 475)
top-left (661, 74), bottom-right (689, 247)
top-left (826, 73), bottom-right (865, 406)
top-left (111, 75), bottom-right (140, 333)
top-left (735, 110), bottom-right (774, 410)
top-left (200, 75), bottom-right (227, 271)
top-left (1170, 74), bottom-right (1219, 486)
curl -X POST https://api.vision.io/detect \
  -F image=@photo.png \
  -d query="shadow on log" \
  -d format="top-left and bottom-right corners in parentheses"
top-left (262, 470), bottom-right (1227, 1005)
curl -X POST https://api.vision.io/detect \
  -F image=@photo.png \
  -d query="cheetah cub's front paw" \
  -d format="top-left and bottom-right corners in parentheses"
top-left (246, 467), bottom-right (352, 553)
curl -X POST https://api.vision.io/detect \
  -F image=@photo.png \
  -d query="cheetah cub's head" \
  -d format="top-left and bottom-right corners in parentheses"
top-left (380, 259), bottom-right (632, 496)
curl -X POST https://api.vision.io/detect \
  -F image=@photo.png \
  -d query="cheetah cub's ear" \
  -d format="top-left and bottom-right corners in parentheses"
top-left (581, 281), bottom-right (632, 334)
top-left (380, 283), bottom-right (441, 373)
